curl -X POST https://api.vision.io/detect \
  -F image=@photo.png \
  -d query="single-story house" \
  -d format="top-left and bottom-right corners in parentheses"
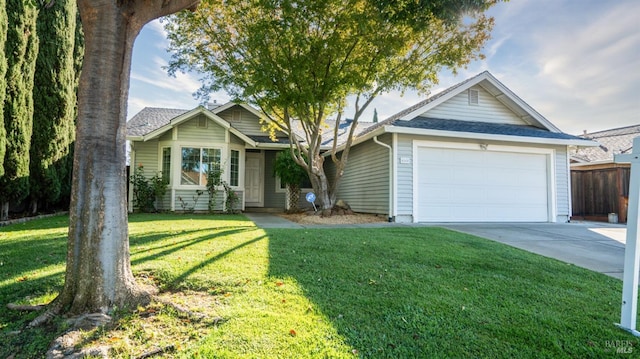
top-left (126, 71), bottom-right (596, 222)
top-left (569, 124), bottom-right (639, 223)
top-left (326, 71), bottom-right (596, 223)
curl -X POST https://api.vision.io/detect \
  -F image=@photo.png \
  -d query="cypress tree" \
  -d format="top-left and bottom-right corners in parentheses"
top-left (0, 0), bottom-right (38, 219)
top-left (0, 0), bottom-right (7, 178)
top-left (30, 0), bottom-right (78, 212)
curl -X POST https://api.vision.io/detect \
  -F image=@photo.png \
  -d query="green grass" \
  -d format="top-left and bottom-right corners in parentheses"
top-left (0, 213), bottom-right (638, 358)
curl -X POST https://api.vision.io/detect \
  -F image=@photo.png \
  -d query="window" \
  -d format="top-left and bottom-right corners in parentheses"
top-left (181, 147), bottom-right (221, 186)
top-left (161, 147), bottom-right (171, 183)
top-left (230, 150), bottom-right (240, 186)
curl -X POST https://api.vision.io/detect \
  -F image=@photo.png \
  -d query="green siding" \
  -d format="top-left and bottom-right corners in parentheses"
top-left (133, 140), bottom-right (159, 174)
top-left (263, 150), bottom-right (285, 208)
top-left (218, 105), bottom-right (264, 136)
top-left (177, 115), bottom-right (226, 142)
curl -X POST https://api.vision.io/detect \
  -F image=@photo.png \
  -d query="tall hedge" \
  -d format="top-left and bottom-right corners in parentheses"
top-left (29, 0), bottom-right (78, 211)
top-left (0, 0), bottom-right (7, 178)
top-left (0, 0), bottom-right (39, 212)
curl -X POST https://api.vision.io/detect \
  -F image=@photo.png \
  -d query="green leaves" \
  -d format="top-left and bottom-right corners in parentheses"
top-left (166, 0), bottom-right (498, 124)
top-left (165, 0), bottom-right (500, 208)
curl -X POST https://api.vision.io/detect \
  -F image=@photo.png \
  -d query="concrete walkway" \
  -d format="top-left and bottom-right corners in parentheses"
top-left (244, 212), bottom-right (631, 279)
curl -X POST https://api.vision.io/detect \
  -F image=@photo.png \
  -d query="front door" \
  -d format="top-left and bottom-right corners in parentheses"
top-left (245, 152), bottom-right (264, 207)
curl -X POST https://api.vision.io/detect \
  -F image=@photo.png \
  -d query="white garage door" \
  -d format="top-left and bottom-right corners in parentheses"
top-left (415, 146), bottom-right (549, 222)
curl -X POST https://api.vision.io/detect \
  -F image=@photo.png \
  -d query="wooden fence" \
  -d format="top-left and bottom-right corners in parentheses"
top-left (571, 167), bottom-right (630, 223)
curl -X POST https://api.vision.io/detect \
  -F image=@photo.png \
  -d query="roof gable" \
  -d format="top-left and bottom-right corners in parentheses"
top-left (395, 71), bottom-right (560, 132)
top-left (127, 106), bottom-right (256, 146)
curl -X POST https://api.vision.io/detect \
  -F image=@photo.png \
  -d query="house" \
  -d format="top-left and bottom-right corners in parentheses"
top-left (127, 102), bottom-right (292, 212)
top-left (325, 71), bottom-right (596, 223)
top-left (126, 71), bottom-right (597, 222)
top-left (569, 124), bottom-right (640, 223)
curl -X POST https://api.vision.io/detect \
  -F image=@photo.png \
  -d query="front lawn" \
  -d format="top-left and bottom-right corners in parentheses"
top-left (0, 214), bottom-right (636, 358)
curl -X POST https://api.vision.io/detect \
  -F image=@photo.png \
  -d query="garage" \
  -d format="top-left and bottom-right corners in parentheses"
top-left (414, 143), bottom-right (552, 222)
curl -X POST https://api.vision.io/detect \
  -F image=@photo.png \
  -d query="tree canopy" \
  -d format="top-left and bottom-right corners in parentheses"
top-left (30, 0), bottom-right (80, 212)
top-left (1, 0), bottom-right (38, 218)
top-left (0, 0), bottom-right (6, 178)
top-left (166, 0), bottom-right (499, 212)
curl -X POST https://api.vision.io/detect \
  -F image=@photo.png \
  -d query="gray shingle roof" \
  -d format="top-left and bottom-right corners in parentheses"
top-left (127, 107), bottom-right (189, 137)
top-left (395, 117), bottom-right (585, 140)
top-left (572, 124), bottom-right (640, 162)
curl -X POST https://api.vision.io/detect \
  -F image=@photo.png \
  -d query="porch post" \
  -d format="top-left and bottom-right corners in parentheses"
top-left (615, 136), bottom-right (640, 335)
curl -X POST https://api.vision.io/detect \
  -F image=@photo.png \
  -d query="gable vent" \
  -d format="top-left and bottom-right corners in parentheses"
top-left (197, 117), bottom-right (208, 128)
top-left (232, 109), bottom-right (242, 122)
top-left (468, 89), bottom-right (479, 105)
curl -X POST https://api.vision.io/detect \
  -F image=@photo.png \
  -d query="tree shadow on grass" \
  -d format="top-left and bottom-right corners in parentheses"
top-left (266, 227), bottom-right (636, 358)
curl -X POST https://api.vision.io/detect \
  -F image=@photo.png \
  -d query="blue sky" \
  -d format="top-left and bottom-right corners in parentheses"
top-left (128, 0), bottom-right (640, 135)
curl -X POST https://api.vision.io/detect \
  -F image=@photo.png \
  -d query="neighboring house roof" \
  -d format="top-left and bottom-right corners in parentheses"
top-left (571, 124), bottom-right (640, 163)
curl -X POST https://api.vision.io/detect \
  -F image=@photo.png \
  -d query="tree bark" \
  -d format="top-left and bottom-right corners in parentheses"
top-left (46, 0), bottom-right (199, 317)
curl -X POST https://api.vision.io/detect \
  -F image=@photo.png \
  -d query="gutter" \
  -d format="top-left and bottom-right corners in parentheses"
top-left (373, 135), bottom-right (393, 222)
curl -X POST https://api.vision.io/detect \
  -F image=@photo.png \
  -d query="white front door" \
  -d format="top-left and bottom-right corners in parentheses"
top-left (245, 152), bottom-right (264, 207)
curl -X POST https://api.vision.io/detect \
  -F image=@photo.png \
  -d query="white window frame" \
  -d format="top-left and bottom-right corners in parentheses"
top-left (177, 144), bottom-right (225, 189)
top-left (228, 146), bottom-right (245, 190)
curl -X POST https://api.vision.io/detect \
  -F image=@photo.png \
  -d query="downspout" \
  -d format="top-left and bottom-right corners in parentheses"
top-left (373, 136), bottom-right (393, 222)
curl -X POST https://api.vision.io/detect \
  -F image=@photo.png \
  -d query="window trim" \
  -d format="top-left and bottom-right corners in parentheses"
top-left (178, 145), bottom-right (223, 188)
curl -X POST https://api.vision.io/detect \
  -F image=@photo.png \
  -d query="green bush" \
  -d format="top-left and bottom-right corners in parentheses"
top-left (131, 165), bottom-right (168, 212)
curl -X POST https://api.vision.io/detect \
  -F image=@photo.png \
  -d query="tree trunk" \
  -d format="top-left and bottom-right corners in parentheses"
top-left (1, 202), bottom-right (8, 221)
top-left (43, 0), bottom-right (200, 317)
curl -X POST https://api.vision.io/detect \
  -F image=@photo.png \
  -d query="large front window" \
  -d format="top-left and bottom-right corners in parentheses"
top-left (181, 147), bottom-right (221, 186)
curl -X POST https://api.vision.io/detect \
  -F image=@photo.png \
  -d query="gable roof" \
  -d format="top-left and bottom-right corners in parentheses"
top-left (571, 124), bottom-right (640, 163)
top-left (349, 71), bottom-right (596, 148)
top-left (127, 107), bottom-right (189, 137)
top-left (127, 106), bottom-right (256, 145)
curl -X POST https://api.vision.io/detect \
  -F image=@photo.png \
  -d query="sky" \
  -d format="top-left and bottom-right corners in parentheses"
top-left (128, 0), bottom-right (640, 135)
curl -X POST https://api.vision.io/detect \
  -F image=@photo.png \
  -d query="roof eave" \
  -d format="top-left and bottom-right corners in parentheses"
top-left (323, 126), bottom-right (387, 156)
top-left (386, 126), bottom-right (599, 147)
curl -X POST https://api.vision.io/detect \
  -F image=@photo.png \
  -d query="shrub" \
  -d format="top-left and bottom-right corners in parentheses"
top-left (131, 165), bottom-right (168, 212)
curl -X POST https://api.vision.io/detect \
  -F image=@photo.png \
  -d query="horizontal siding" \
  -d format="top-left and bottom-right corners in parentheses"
top-left (424, 85), bottom-right (523, 125)
top-left (555, 146), bottom-right (569, 219)
top-left (173, 189), bottom-right (243, 212)
top-left (159, 131), bottom-right (172, 142)
top-left (263, 150), bottom-right (286, 208)
top-left (230, 133), bottom-right (245, 146)
top-left (132, 140), bottom-right (159, 174)
top-left (177, 115), bottom-right (226, 142)
top-left (334, 136), bottom-right (390, 214)
top-left (396, 135), bottom-right (414, 217)
top-left (218, 105), bottom-right (265, 136)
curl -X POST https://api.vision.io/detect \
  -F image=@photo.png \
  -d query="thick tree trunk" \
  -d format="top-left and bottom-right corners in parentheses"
top-left (55, 2), bottom-right (146, 314)
top-left (40, 0), bottom-right (199, 317)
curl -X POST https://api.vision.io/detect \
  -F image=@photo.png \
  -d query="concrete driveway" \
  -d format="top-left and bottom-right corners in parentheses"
top-left (440, 221), bottom-right (629, 279)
